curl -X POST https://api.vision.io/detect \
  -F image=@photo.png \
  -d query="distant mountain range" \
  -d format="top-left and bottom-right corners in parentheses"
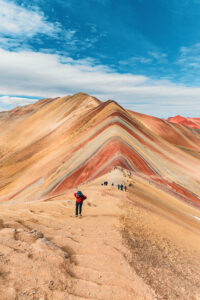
top-left (0, 92), bottom-right (199, 209)
top-left (166, 115), bottom-right (200, 129)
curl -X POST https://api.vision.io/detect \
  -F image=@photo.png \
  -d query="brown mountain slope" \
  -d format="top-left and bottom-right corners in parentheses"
top-left (0, 93), bottom-right (199, 210)
top-left (0, 93), bottom-right (200, 299)
top-left (167, 115), bottom-right (200, 129)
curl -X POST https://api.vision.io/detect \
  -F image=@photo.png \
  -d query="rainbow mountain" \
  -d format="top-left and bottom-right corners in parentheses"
top-left (0, 92), bottom-right (199, 212)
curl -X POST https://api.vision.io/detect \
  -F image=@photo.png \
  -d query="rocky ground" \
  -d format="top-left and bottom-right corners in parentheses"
top-left (0, 174), bottom-right (200, 300)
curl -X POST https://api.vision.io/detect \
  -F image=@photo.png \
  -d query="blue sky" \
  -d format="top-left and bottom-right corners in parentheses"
top-left (0, 0), bottom-right (200, 117)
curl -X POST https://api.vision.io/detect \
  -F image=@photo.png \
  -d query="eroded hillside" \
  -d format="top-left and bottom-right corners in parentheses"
top-left (0, 93), bottom-right (200, 299)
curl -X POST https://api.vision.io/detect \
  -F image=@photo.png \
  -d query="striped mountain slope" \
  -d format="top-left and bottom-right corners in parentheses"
top-left (0, 92), bottom-right (199, 213)
top-left (166, 115), bottom-right (200, 129)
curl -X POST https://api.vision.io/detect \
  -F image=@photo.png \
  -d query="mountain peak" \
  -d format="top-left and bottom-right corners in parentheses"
top-left (0, 92), bottom-right (199, 207)
top-left (166, 115), bottom-right (200, 129)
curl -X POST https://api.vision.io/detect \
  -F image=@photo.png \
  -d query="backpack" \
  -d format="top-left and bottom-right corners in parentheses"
top-left (76, 191), bottom-right (82, 196)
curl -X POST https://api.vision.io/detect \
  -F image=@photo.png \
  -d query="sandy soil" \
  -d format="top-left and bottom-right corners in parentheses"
top-left (0, 173), bottom-right (200, 300)
top-left (121, 202), bottom-right (200, 300)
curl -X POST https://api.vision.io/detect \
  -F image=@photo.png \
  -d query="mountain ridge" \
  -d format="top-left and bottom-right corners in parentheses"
top-left (0, 92), bottom-right (200, 299)
top-left (0, 93), bottom-right (199, 210)
top-left (166, 115), bottom-right (200, 129)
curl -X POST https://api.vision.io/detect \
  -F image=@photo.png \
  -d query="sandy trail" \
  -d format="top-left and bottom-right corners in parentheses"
top-left (0, 180), bottom-right (200, 300)
top-left (0, 185), bottom-right (154, 300)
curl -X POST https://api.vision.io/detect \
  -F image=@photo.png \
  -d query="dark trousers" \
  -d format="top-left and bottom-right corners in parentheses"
top-left (76, 202), bottom-right (83, 216)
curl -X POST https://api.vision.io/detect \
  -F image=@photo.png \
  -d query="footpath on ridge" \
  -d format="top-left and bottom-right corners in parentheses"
top-left (0, 177), bottom-right (200, 300)
top-left (0, 184), bottom-right (154, 300)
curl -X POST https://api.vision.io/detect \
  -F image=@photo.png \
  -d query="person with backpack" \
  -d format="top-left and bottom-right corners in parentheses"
top-left (74, 190), bottom-right (87, 217)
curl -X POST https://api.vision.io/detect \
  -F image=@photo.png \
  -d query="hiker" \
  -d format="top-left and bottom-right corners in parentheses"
top-left (112, 182), bottom-right (114, 186)
top-left (74, 190), bottom-right (87, 217)
top-left (117, 184), bottom-right (120, 190)
top-left (124, 185), bottom-right (127, 192)
top-left (104, 181), bottom-right (108, 186)
top-left (121, 184), bottom-right (124, 191)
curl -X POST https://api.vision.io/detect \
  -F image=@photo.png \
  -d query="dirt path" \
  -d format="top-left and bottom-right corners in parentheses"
top-left (0, 181), bottom-right (200, 299)
top-left (0, 185), bottom-right (155, 300)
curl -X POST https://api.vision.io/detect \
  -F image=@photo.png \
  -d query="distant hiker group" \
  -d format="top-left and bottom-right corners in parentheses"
top-left (101, 181), bottom-right (127, 191)
top-left (117, 184), bottom-right (127, 191)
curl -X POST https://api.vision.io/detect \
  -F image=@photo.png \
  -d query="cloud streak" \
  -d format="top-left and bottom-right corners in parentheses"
top-left (0, 0), bottom-right (61, 49)
top-left (0, 95), bottom-right (38, 105)
top-left (177, 43), bottom-right (200, 69)
top-left (119, 51), bottom-right (168, 67)
top-left (0, 48), bottom-right (199, 117)
top-left (0, 0), bottom-right (59, 36)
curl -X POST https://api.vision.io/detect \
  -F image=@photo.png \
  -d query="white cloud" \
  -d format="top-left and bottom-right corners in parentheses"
top-left (0, 0), bottom-right (61, 50)
top-left (119, 56), bottom-right (152, 66)
top-left (0, 0), bottom-right (59, 37)
top-left (0, 48), bottom-right (199, 117)
top-left (65, 29), bottom-right (76, 40)
top-left (177, 43), bottom-right (200, 69)
top-left (90, 24), bottom-right (97, 33)
top-left (149, 51), bottom-right (167, 59)
top-left (119, 51), bottom-right (168, 67)
top-left (0, 1), bottom-right (105, 53)
top-left (0, 36), bottom-right (20, 48)
top-left (0, 95), bottom-right (38, 106)
top-left (148, 51), bottom-right (168, 63)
